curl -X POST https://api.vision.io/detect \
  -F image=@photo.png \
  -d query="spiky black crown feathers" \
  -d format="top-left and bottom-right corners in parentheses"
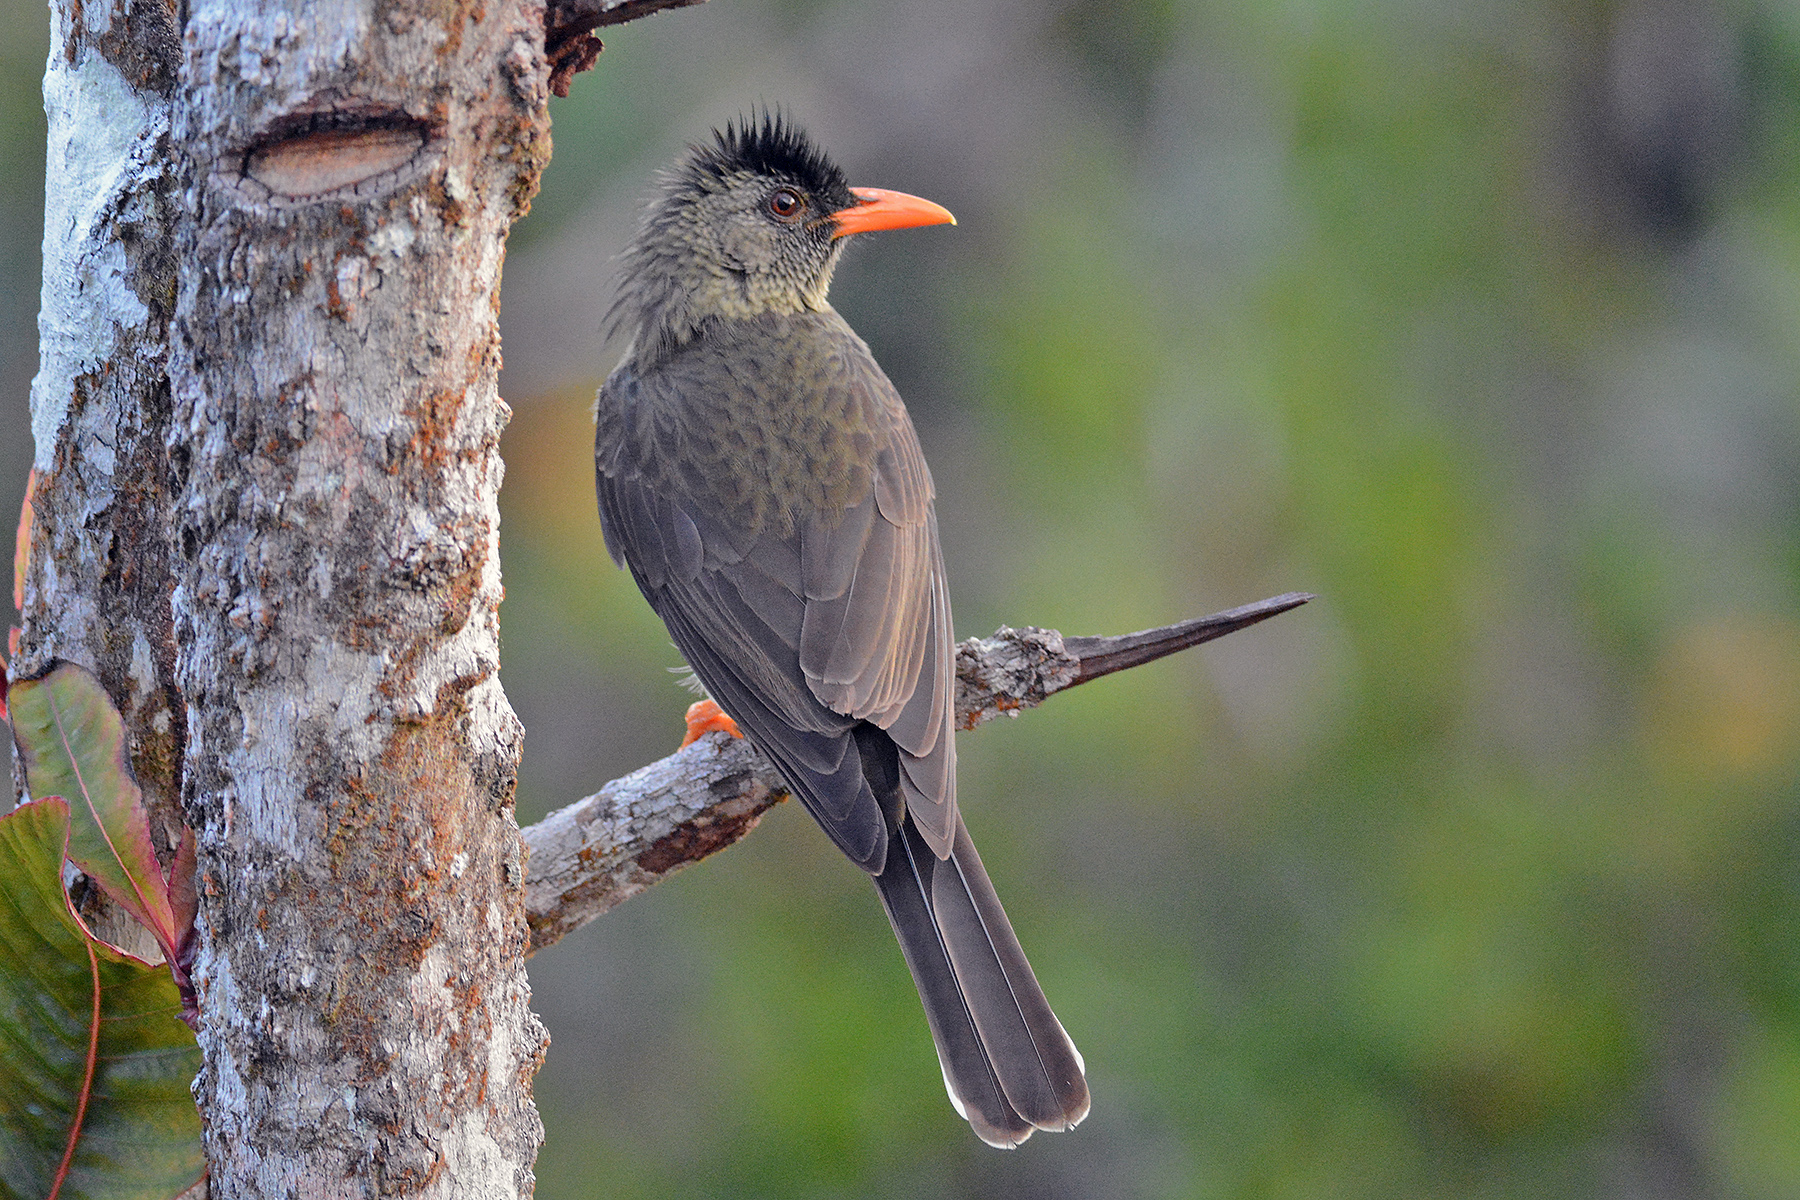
top-left (606, 112), bottom-right (854, 355)
top-left (679, 112), bottom-right (855, 210)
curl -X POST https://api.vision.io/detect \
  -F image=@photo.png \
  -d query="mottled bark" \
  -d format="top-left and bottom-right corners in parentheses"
top-left (167, 4), bottom-right (552, 1195)
top-left (15, 0), bottom-right (186, 859)
top-left (523, 733), bottom-right (786, 951)
top-left (20, 0), bottom-right (581, 1195)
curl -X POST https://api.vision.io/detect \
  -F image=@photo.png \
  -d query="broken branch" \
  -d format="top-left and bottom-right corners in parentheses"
top-left (544, 0), bottom-right (712, 97)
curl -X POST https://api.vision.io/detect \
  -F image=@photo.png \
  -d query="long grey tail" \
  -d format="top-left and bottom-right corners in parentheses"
top-left (872, 813), bottom-right (1090, 1147)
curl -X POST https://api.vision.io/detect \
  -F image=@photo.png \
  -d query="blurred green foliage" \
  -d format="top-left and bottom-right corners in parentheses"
top-left (498, 2), bottom-right (1800, 1196)
top-left (495, 0), bottom-right (1800, 1196)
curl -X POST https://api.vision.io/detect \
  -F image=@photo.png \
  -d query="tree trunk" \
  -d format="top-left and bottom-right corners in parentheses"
top-left (21, 1), bottom-right (555, 1194)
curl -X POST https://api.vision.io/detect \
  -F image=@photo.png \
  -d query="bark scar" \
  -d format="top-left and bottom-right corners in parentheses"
top-left (234, 102), bottom-right (437, 207)
top-left (633, 803), bottom-right (766, 875)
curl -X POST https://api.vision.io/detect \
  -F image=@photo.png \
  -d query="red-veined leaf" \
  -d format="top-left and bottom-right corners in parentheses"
top-left (0, 797), bottom-right (203, 1199)
top-left (6, 663), bottom-right (181, 966)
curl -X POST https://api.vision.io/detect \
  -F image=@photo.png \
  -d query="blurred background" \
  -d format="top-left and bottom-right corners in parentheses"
top-left (6, 0), bottom-right (1800, 1195)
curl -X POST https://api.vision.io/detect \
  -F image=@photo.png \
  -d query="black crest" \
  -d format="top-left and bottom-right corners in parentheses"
top-left (681, 111), bottom-right (854, 209)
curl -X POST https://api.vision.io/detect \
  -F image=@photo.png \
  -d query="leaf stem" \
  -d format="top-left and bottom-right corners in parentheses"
top-left (49, 932), bottom-right (103, 1200)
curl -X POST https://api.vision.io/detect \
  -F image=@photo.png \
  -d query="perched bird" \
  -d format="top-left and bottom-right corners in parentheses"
top-left (594, 114), bottom-right (1089, 1147)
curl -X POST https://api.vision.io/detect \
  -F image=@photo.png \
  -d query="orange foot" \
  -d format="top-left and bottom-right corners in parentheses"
top-left (680, 698), bottom-right (742, 748)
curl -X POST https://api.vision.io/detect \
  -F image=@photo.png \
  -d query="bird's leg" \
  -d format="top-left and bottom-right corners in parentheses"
top-left (680, 698), bottom-right (743, 747)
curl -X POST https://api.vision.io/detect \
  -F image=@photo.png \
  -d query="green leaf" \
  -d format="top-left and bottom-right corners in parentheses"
top-left (6, 664), bottom-right (181, 964)
top-left (0, 798), bottom-right (203, 1200)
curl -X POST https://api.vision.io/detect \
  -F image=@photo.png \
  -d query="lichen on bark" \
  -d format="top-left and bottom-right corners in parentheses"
top-left (164, 5), bottom-right (553, 1194)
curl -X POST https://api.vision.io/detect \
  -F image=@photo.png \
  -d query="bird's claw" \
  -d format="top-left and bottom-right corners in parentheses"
top-left (680, 699), bottom-right (742, 747)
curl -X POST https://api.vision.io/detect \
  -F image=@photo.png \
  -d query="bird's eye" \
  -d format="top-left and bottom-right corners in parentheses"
top-left (767, 188), bottom-right (804, 219)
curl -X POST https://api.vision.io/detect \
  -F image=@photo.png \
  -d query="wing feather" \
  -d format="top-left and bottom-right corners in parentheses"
top-left (723, 556), bottom-right (805, 648)
top-left (801, 493), bottom-right (877, 601)
top-left (595, 311), bottom-right (961, 869)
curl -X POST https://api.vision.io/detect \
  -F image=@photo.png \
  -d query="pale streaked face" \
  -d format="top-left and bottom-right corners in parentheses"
top-left (659, 168), bottom-right (847, 318)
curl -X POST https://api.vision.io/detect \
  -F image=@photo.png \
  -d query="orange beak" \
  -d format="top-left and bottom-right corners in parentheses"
top-left (832, 187), bottom-right (957, 238)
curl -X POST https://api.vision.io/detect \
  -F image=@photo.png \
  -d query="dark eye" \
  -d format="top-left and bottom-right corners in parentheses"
top-left (767, 188), bottom-right (804, 219)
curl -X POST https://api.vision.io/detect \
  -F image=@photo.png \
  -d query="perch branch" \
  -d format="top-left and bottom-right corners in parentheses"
top-left (521, 591), bottom-right (1313, 953)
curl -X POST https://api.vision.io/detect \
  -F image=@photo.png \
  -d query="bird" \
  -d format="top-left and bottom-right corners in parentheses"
top-left (593, 113), bottom-right (1089, 1147)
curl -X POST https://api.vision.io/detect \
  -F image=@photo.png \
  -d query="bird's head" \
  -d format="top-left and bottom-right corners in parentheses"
top-left (611, 114), bottom-right (955, 362)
